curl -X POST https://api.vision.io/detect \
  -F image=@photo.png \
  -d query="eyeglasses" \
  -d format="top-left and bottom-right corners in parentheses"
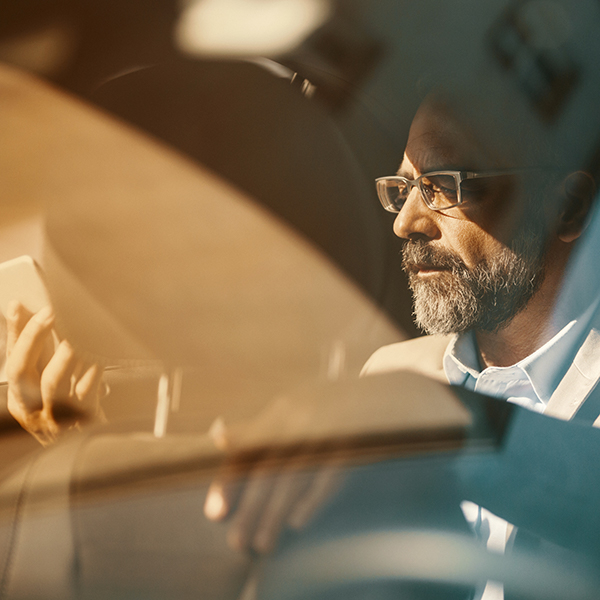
top-left (375, 169), bottom-right (534, 213)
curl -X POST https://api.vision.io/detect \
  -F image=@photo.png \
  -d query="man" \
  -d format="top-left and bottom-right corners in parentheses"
top-left (361, 93), bottom-right (598, 600)
top-left (199, 89), bottom-right (599, 568)
top-left (6, 87), bottom-right (597, 544)
top-left (363, 93), bottom-right (597, 419)
top-left (2, 67), bottom-right (600, 600)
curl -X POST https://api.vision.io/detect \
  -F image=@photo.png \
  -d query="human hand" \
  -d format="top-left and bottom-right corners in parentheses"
top-left (5, 301), bottom-right (105, 446)
top-left (203, 397), bottom-right (345, 555)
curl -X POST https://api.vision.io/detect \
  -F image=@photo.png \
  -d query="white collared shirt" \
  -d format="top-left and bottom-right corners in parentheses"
top-left (444, 301), bottom-right (599, 600)
top-left (443, 297), bottom-right (600, 413)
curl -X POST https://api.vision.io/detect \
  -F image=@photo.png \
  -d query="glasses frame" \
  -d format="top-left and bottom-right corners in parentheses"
top-left (375, 168), bottom-right (537, 213)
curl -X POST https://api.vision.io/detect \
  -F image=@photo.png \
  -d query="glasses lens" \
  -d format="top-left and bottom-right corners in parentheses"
top-left (419, 174), bottom-right (459, 208)
top-left (377, 178), bottom-right (410, 212)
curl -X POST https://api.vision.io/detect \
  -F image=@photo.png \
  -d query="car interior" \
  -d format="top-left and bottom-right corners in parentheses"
top-left (0, 1), bottom-right (599, 599)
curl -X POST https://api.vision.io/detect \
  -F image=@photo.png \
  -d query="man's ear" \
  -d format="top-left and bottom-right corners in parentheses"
top-left (557, 171), bottom-right (596, 243)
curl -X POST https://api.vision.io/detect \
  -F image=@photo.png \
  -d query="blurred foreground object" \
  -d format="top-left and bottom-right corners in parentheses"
top-left (176, 0), bottom-right (332, 57)
top-left (0, 60), bottom-right (401, 426)
top-left (5, 302), bottom-right (104, 446)
top-left (0, 60), bottom-right (599, 600)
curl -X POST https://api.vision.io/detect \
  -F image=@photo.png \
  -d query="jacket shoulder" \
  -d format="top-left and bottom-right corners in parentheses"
top-left (361, 335), bottom-right (452, 383)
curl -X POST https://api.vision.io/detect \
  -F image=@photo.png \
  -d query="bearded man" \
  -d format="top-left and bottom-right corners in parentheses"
top-left (363, 94), bottom-right (597, 420)
top-left (361, 93), bottom-right (599, 600)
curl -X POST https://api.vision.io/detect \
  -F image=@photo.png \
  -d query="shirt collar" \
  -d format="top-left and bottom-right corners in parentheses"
top-left (443, 297), bottom-right (600, 404)
top-left (443, 331), bottom-right (479, 387)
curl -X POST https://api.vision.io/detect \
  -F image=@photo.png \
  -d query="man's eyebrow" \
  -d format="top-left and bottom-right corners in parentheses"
top-left (406, 145), bottom-right (465, 173)
top-left (396, 164), bottom-right (458, 178)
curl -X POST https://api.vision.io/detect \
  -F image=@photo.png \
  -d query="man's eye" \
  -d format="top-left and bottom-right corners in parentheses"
top-left (397, 182), bottom-right (410, 195)
top-left (422, 176), bottom-right (457, 197)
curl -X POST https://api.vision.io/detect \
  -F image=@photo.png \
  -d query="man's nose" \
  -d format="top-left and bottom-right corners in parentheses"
top-left (392, 187), bottom-right (440, 241)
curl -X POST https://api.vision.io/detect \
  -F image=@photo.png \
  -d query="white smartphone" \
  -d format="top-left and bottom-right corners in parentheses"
top-left (0, 255), bottom-right (51, 319)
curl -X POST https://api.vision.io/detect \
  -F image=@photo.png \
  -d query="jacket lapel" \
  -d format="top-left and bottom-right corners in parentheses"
top-left (545, 328), bottom-right (600, 424)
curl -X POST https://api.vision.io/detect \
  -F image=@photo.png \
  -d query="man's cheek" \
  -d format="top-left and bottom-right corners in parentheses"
top-left (450, 233), bottom-right (501, 271)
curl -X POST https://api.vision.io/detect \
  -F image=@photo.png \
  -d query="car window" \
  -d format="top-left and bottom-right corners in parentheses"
top-left (0, 2), bottom-right (600, 599)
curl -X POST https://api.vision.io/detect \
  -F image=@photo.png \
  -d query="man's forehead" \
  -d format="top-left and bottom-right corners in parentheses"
top-left (402, 135), bottom-right (467, 174)
top-left (397, 148), bottom-right (465, 178)
top-left (404, 101), bottom-right (496, 173)
top-left (397, 155), bottom-right (417, 177)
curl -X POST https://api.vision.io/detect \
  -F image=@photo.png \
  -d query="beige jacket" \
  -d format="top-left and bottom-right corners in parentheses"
top-left (362, 331), bottom-right (600, 425)
top-left (361, 334), bottom-right (452, 384)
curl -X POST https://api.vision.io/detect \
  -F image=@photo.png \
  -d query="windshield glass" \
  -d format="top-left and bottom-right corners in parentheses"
top-left (0, 2), bottom-right (600, 599)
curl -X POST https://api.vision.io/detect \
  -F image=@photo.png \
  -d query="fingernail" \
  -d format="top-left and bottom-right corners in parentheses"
top-left (204, 484), bottom-right (228, 520)
top-left (33, 305), bottom-right (53, 323)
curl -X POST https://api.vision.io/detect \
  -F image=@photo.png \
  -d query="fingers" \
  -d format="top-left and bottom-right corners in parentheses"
top-left (41, 346), bottom-right (104, 426)
top-left (17, 409), bottom-right (60, 447)
top-left (5, 305), bottom-right (54, 380)
top-left (204, 481), bottom-right (232, 521)
top-left (5, 304), bottom-right (105, 444)
top-left (6, 306), bottom-right (54, 418)
top-left (74, 363), bottom-right (104, 411)
top-left (204, 470), bottom-right (248, 523)
top-left (287, 459), bottom-right (344, 530)
top-left (207, 452), bottom-right (341, 554)
top-left (226, 469), bottom-right (277, 552)
top-left (248, 464), bottom-right (309, 553)
top-left (208, 417), bottom-right (229, 450)
top-left (204, 416), bottom-right (273, 523)
top-left (204, 458), bottom-right (263, 523)
top-left (226, 458), bottom-right (343, 554)
top-left (204, 412), bottom-right (346, 555)
top-left (5, 301), bottom-right (33, 358)
top-left (40, 339), bottom-right (78, 406)
top-left (204, 417), bottom-right (244, 521)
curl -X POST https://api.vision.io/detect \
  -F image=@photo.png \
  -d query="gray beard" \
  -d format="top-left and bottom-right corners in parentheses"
top-left (403, 237), bottom-right (547, 335)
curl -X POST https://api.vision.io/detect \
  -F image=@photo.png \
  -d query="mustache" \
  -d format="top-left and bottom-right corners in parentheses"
top-left (401, 241), bottom-right (468, 273)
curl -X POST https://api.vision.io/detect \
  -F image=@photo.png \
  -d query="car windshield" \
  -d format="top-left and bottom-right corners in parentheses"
top-left (0, 2), bottom-right (600, 599)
